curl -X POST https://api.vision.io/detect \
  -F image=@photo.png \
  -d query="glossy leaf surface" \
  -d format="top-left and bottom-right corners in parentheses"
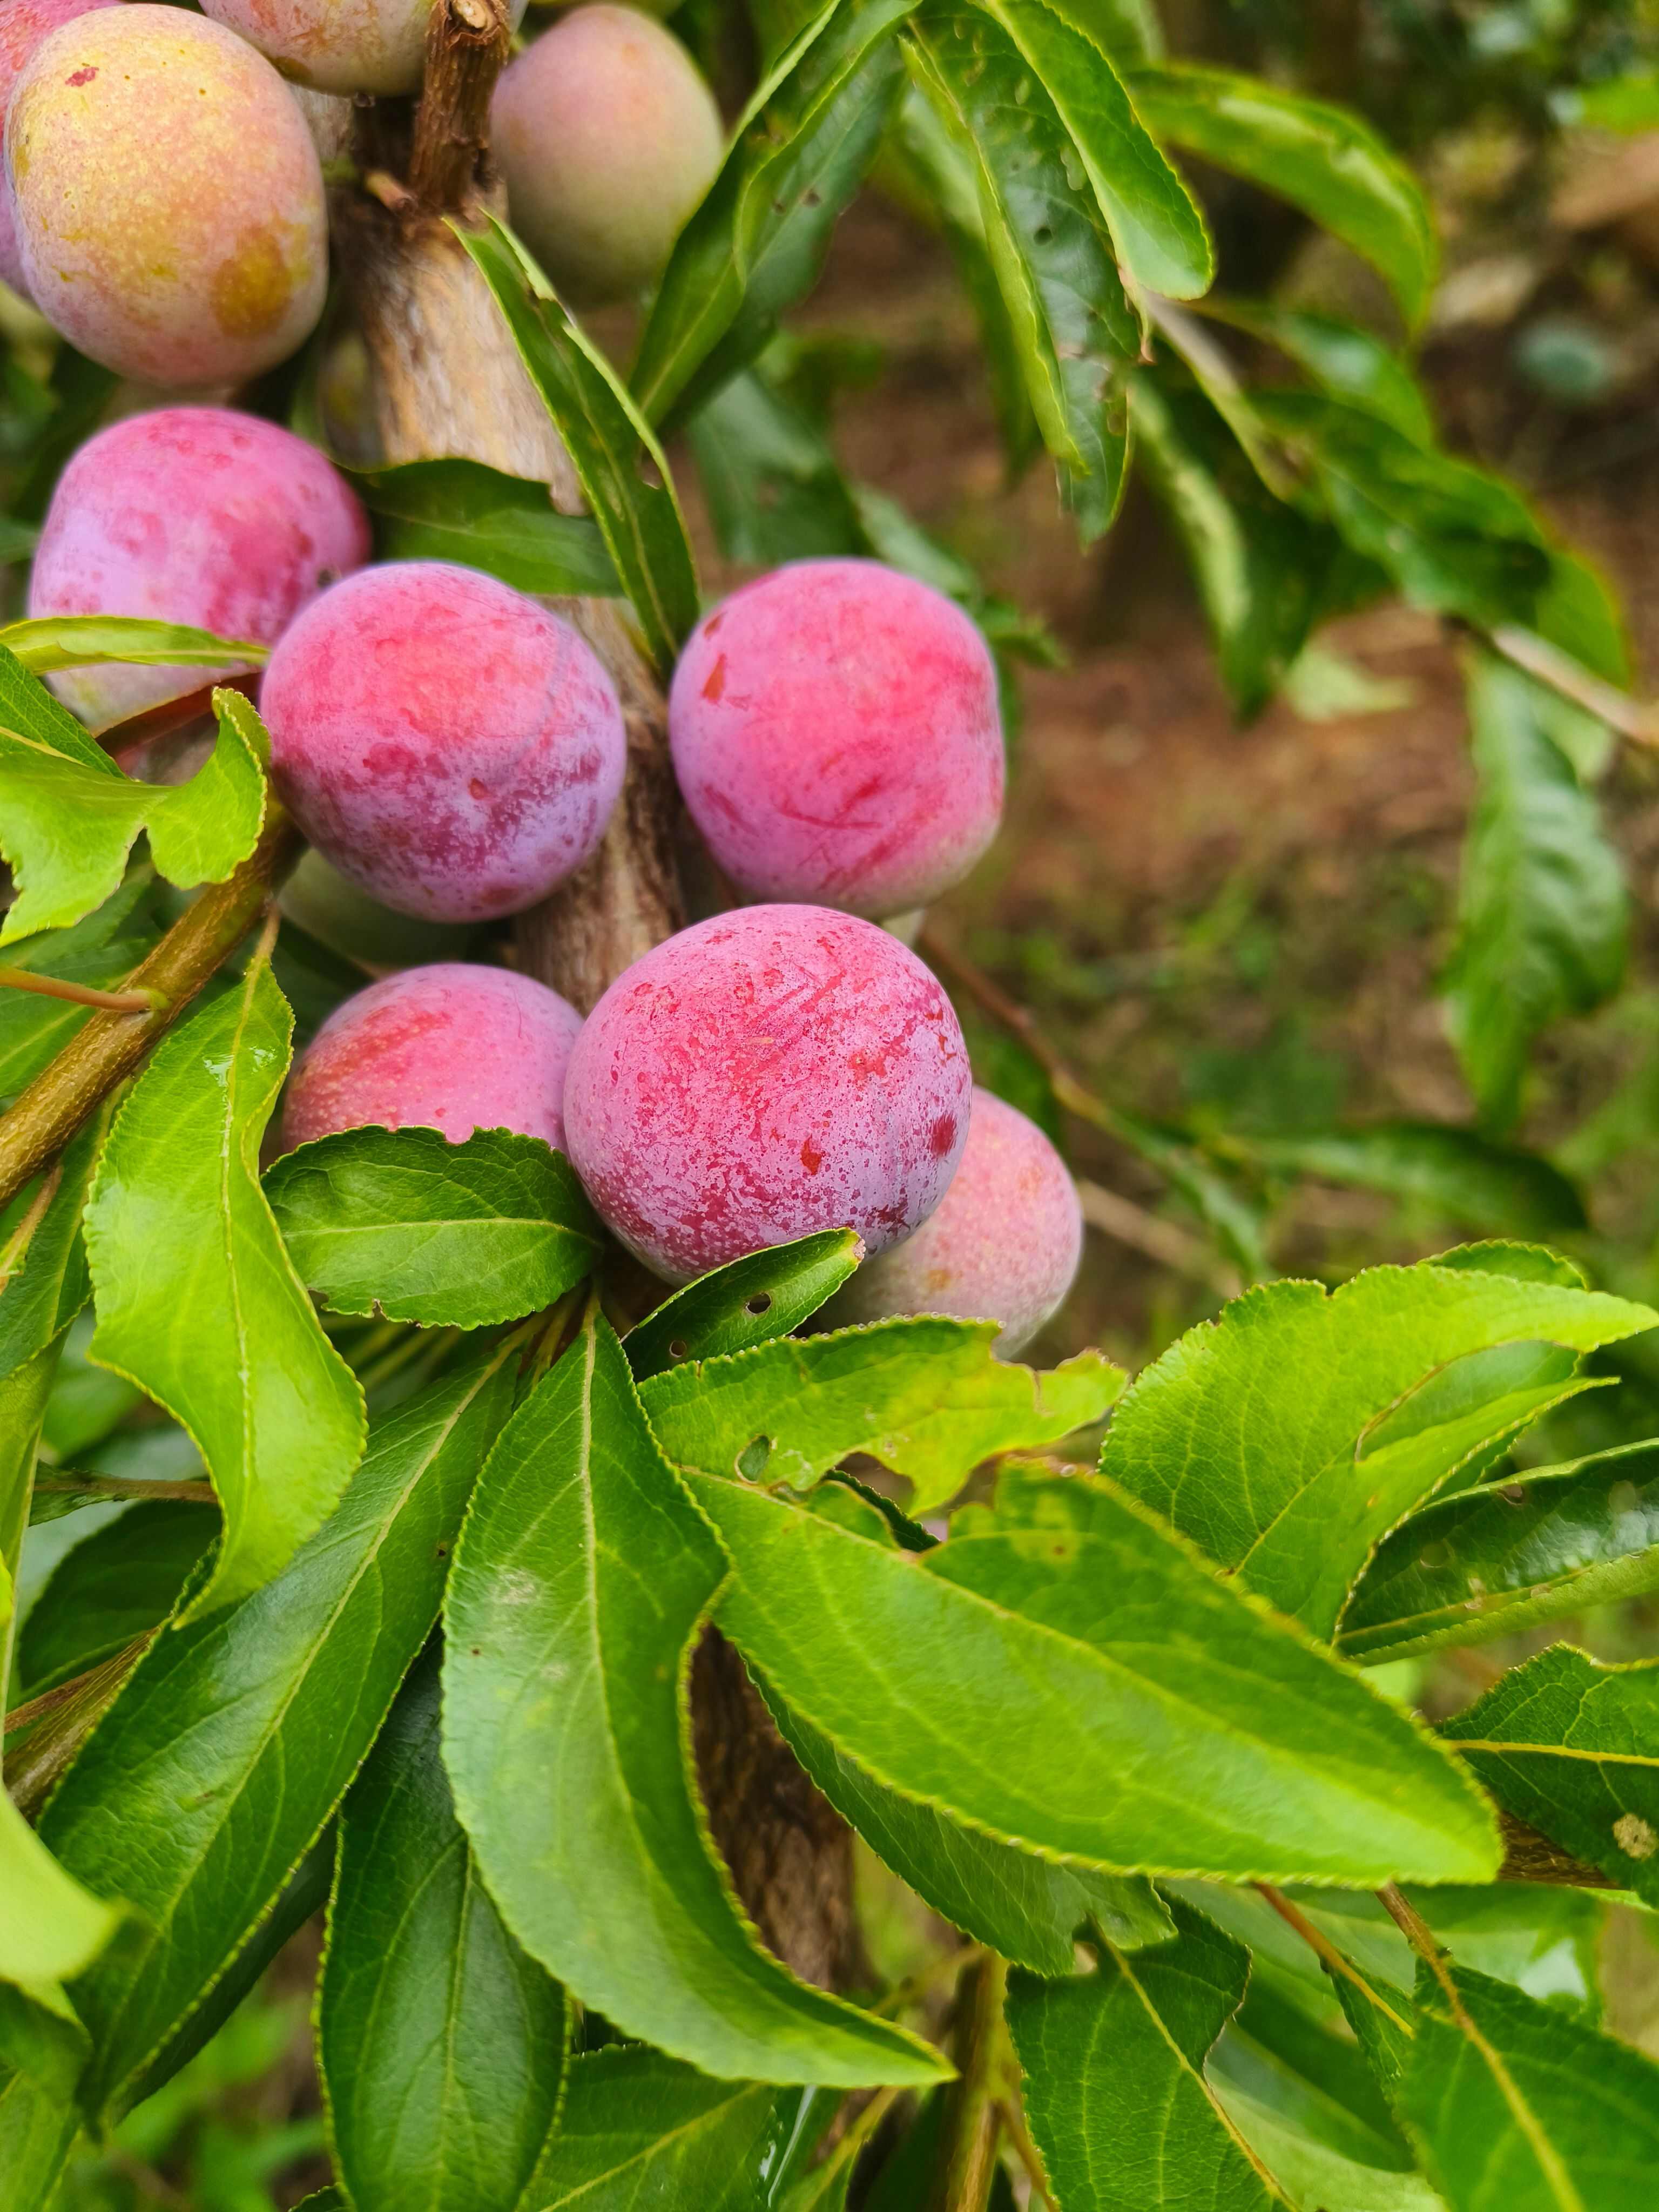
top-left (355, 457), bottom-right (621, 596)
top-left (520, 2047), bottom-right (782, 2210)
top-left (625, 1229), bottom-right (862, 1379)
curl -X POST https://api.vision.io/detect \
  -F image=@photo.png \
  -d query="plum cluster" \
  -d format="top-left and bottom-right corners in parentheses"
top-left (0, 0), bottom-right (724, 386)
top-left (8, 0), bottom-right (1083, 1351)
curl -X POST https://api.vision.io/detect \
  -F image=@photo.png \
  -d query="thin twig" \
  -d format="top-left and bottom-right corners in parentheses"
top-left (0, 806), bottom-right (303, 1212)
top-left (1076, 1177), bottom-right (1240, 1296)
top-left (994, 2096), bottom-right (1057, 2210)
top-left (800, 2083), bottom-right (904, 2203)
top-left (1485, 623), bottom-right (1659, 748)
top-left (408, 0), bottom-right (514, 211)
top-left (875, 1943), bottom-right (989, 2020)
top-left (1254, 1883), bottom-right (1414, 2035)
top-left (928, 1954), bottom-right (1010, 2212)
top-left (0, 965), bottom-right (158, 1015)
top-left (33, 1473), bottom-right (217, 1508)
top-left (0, 1159), bottom-right (61, 1289)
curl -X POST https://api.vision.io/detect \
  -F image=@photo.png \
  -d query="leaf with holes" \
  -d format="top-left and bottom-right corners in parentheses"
top-left (0, 660), bottom-right (268, 942)
top-left (640, 1319), bottom-right (1122, 1513)
top-left (1098, 1251), bottom-right (1655, 1636)
top-left (266, 1125), bottom-right (603, 1328)
top-left (625, 1228), bottom-right (862, 1379)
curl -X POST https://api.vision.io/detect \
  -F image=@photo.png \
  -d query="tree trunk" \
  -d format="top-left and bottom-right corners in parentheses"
top-left (334, 0), bottom-right (858, 1985)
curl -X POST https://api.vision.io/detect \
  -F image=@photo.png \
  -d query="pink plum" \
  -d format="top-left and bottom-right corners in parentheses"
top-left (29, 406), bottom-right (370, 730)
top-left (824, 1088), bottom-right (1082, 1354)
top-left (562, 903), bottom-right (972, 1283)
top-left (0, 0), bottom-right (120, 299)
top-left (261, 562), bottom-right (628, 925)
top-left (668, 558), bottom-right (1004, 920)
top-left (199, 0), bottom-right (527, 97)
top-left (491, 6), bottom-right (724, 305)
top-left (281, 962), bottom-right (584, 1152)
top-left (8, 6), bottom-right (328, 388)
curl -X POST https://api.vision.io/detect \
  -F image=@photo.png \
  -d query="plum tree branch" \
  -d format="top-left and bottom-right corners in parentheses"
top-left (408, 0), bottom-right (513, 213)
top-left (0, 808), bottom-right (303, 1212)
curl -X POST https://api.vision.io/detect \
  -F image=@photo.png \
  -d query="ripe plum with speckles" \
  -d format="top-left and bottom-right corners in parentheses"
top-left (262, 561), bottom-right (628, 925)
top-left (823, 1088), bottom-right (1082, 1354)
top-left (29, 407), bottom-right (370, 730)
top-left (7, 6), bottom-right (328, 387)
top-left (562, 904), bottom-right (972, 1284)
top-left (0, 0), bottom-right (119, 299)
top-left (281, 963), bottom-right (584, 1153)
top-left (669, 558), bottom-right (1004, 920)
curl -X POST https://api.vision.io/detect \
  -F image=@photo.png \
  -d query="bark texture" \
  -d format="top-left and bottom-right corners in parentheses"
top-left (337, 0), bottom-right (856, 1982)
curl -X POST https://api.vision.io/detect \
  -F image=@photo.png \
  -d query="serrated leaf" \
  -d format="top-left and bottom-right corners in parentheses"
top-left (1098, 1255), bottom-right (1655, 1636)
top-left (1440, 1643), bottom-right (1659, 1904)
top-left (84, 948), bottom-right (366, 1619)
top-left (455, 218), bottom-right (699, 680)
top-left (1008, 1894), bottom-right (1287, 2210)
top-left (0, 875), bottom-right (161, 1101)
top-left (1129, 66), bottom-right (1435, 326)
top-left (0, 662), bottom-right (268, 942)
top-left (1212, 1967), bottom-right (1413, 2174)
top-left (641, 1320), bottom-right (1123, 1514)
top-left (766, 1689), bottom-right (1174, 1973)
top-left (320, 1644), bottom-right (569, 2212)
top-left (632, 0), bottom-right (914, 432)
top-left (625, 1229), bottom-right (863, 1380)
top-left (0, 1336), bottom-right (122, 1992)
top-left (1443, 654), bottom-right (1626, 1134)
top-left (18, 1500), bottom-right (212, 1698)
top-left (1241, 1122), bottom-right (1585, 1237)
top-left (518, 2047), bottom-right (783, 2211)
top-left (0, 1112), bottom-right (104, 1384)
top-left (1216, 2086), bottom-right (1446, 2212)
top-left (691, 1458), bottom-right (1500, 1884)
top-left (38, 1341), bottom-right (517, 2119)
top-left (353, 457), bottom-right (622, 596)
top-left (442, 1308), bottom-right (946, 2087)
top-left (266, 1125), bottom-right (603, 1330)
top-left (905, 5), bottom-right (1138, 539)
top-left (1340, 1443), bottom-right (1659, 1662)
top-left (977, 0), bottom-right (1211, 300)
top-left (1131, 368), bottom-right (1361, 718)
top-left (0, 615), bottom-right (269, 680)
top-left (1404, 1959), bottom-right (1659, 2212)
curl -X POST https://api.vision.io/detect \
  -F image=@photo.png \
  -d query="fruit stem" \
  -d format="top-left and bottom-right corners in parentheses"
top-left (928, 1953), bottom-right (1010, 2212)
top-left (0, 807), bottom-right (304, 1212)
top-left (408, 0), bottom-right (515, 213)
top-left (0, 965), bottom-right (159, 1015)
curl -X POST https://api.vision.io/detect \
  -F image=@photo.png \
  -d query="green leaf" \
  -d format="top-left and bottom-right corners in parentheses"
top-left (519, 2047), bottom-right (783, 2211)
top-left (442, 1309), bottom-right (946, 2087)
top-left (632, 0), bottom-right (914, 432)
top-left (0, 1112), bottom-right (104, 1385)
top-left (354, 457), bottom-right (622, 596)
top-left (320, 1644), bottom-right (569, 2212)
top-left (641, 1320), bottom-right (1124, 1515)
top-left (0, 2066), bottom-right (78, 2212)
top-left (1443, 654), bottom-right (1626, 1134)
top-left (0, 615), bottom-right (269, 679)
top-left (1098, 1255), bottom-right (1655, 1636)
top-left (454, 218), bottom-right (699, 680)
top-left (17, 1500), bottom-right (212, 1698)
top-left (691, 1458), bottom-right (1500, 1884)
top-left (1340, 1444), bottom-right (1659, 1662)
top-left (0, 874), bottom-right (161, 1102)
top-left (1555, 73), bottom-right (1659, 132)
top-left (905, 5), bottom-right (1138, 539)
top-left (84, 947), bottom-right (366, 1619)
top-left (687, 370), bottom-right (867, 569)
top-left (1216, 2086), bottom-right (1446, 2212)
top-left (0, 662), bottom-right (268, 943)
top-left (1440, 1643), bottom-right (1659, 1904)
top-left (1131, 369), bottom-right (1358, 718)
top-left (0, 1335), bottom-right (123, 1991)
top-left (767, 1689), bottom-right (1174, 1973)
top-left (1128, 66), bottom-right (1435, 326)
top-left (976, 0), bottom-right (1211, 300)
top-left (266, 1125), bottom-right (603, 1330)
top-left (1007, 1894), bottom-right (1286, 2210)
top-left (1404, 1959), bottom-right (1659, 2212)
top-left (625, 1229), bottom-right (863, 1380)
top-left (1240, 1124), bottom-right (1586, 1238)
top-left (38, 1341), bottom-right (517, 2119)
top-left (1208, 302), bottom-right (1434, 444)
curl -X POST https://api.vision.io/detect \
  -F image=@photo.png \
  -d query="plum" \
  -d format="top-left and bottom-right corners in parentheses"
top-left (261, 561), bottom-right (629, 925)
top-left (0, 0), bottom-right (119, 300)
top-left (281, 962), bottom-right (583, 1152)
top-left (7, 5), bottom-right (328, 387)
top-left (668, 558), bottom-right (1004, 920)
top-left (562, 903), bottom-right (972, 1283)
top-left (823, 1088), bottom-right (1082, 1354)
top-left (278, 849), bottom-right (481, 970)
top-left (199, 0), bottom-right (529, 98)
top-left (29, 406), bottom-right (370, 730)
top-left (491, 6), bottom-right (723, 305)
